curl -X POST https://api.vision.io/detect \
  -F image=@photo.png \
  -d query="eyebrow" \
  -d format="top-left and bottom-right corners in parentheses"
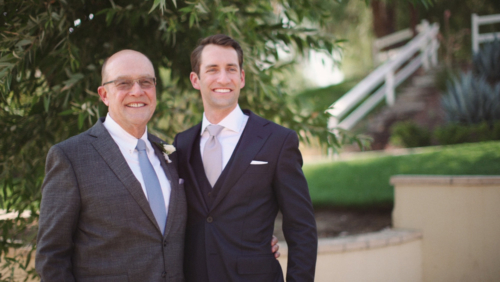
top-left (204, 63), bottom-right (238, 69)
top-left (112, 75), bottom-right (155, 80)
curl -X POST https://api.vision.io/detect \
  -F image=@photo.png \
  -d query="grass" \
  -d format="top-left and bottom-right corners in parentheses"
top-left (295, 77), bottom-right (363, 112)
top-left (304, 141), bottom-right (500, 208)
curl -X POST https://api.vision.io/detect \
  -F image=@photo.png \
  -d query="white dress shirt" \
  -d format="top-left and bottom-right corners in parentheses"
top-left (103, 113), bottom-right (171, 216)
top-left (200, 105), bottom-right (249, 170)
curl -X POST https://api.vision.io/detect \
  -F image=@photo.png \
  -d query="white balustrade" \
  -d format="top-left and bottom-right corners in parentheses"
top-left (471, 13), bottom-right (500, 53)
top-left (326, 20), bottom-right (439, 131)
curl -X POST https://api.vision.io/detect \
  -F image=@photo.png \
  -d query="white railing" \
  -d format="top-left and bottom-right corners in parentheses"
top-left (373, 23), bottom-right (424, 66)
top-left (472, 13), bottom-right (500, 53)
top-left (326, 20), bottom-right (439, 131)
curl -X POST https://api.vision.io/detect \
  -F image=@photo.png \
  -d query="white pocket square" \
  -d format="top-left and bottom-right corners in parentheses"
top-left (250, 160), bottom-right (268, 165)
top-left (179, 178), bottom-right (184, 184)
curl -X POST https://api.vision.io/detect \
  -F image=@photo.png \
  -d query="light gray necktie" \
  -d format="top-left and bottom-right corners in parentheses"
top-left (136, 139), bottom-right (167, 234)
top-left (203, 124), bottom-right (224, 187)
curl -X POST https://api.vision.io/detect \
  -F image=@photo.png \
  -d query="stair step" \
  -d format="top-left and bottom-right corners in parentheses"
top-left (412, 74), bottom-right (436, 86)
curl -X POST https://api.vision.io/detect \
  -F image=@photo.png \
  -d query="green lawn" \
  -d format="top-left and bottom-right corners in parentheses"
top-left (295, 77), bottom-right (363, 112)
top-left (304, 141), bottom-right (500, 208)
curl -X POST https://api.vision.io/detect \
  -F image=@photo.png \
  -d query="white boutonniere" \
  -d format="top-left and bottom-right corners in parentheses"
top-left (154, 142), bottom-right (176, 163)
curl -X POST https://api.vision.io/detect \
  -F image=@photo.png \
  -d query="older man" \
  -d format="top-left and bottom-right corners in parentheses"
top-left (36, 50), bottom-right (186, 282)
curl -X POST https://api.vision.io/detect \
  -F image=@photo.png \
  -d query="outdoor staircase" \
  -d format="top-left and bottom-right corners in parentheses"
top-left (326, 20), bottom-right (440, 137)
top-left (361, 69), bottom-right (445, 150)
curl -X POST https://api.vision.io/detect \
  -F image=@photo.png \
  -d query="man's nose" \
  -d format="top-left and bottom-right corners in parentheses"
top-left (129, 81), bottom-right (144, 94)
top-left (217, 70), bottom-right (231, 84)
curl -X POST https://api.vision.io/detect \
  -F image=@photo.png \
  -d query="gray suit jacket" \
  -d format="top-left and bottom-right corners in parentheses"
top-left (36, 117), bottom-right (186, 282)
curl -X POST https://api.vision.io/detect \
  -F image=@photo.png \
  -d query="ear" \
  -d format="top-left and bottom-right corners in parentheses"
top-left (98, 86), bottom-right (110, 106)
top-left (240, 69), bottom-right (245, 89)
top-left (190, 72), bottom-right (201, 90)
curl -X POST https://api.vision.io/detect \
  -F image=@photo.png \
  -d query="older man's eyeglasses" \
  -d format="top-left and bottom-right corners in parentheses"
top-left (102, 77), bottom-right (156, 90)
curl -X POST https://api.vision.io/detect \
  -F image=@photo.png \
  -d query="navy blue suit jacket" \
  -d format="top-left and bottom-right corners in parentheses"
top-left (174, 110), bottom-right (317, 282)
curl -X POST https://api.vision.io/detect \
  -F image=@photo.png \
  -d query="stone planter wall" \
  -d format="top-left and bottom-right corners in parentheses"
top-left (279, 175), bottom-right (500, 282)
top-left (278, 229), bottom-right (423, 282)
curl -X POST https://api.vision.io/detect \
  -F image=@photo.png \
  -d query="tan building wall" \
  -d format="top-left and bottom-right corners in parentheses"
top-left (391, 175), bottom-right (500, 282)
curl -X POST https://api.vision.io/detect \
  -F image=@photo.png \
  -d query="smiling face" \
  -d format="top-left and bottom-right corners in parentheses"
top-left (190, 44), bottom-right (245, 120)
top-left (98, 50), bottom-right (156, 138)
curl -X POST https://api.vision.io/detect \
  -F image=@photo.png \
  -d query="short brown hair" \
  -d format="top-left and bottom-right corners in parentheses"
top-left (190, 34), bottom-right (244, 76)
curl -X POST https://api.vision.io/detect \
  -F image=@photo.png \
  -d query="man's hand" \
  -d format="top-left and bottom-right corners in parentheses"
top-left (271, 235), bottom-right (280, 259)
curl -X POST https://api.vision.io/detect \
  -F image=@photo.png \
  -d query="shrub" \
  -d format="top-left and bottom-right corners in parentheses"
top-left (441, 72), bottom-right (500, 125)
top-left (390, 121), bottom-right (431, 148)
top-left (434, 123), bottom-right (474, 145)
top-left (435, 121), bottom-right (500, 145)
top-left (434, 67), bottom-right (460, 92)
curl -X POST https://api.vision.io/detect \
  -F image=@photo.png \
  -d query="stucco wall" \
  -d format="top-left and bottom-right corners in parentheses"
top-left (278, 229), bottom-right (422, 282)
top-left (391, 175), bottom-right (500, 282)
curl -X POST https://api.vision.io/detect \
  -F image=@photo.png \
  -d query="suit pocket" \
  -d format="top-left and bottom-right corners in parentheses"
top-left (78, 274), bottom-right (128, 282)
top-left (237, 254), bottom-right (279, 275)
top-left (245, 163), bottom-right (271, 174)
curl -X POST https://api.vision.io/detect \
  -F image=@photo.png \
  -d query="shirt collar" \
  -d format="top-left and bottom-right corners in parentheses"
top-left (201, 104), bottom-right (247, 135)
top-left (103, 113), bottom-right (150, 153)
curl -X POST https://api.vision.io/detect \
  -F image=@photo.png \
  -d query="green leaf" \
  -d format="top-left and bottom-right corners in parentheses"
top-left (58, 109), bottom-right (75, 116)
top-left (178, 6), bottom-right (192, 13)
top-left (149, 0), bottom-right (162, 13)
top-left (105, 9), bottom-right (117, 26)
top-left (43, 96), bottom-right (50, 112)
top-left (220, 5), bottom-right (239, 14)
top-left (189, 11), bottom-right (197, 28)
top-left (78, 113), bottom-right (86, 129)
top-left (61, 73), bottom-right (84, 92)
top-left (15, 39), bottom-right (33, 47)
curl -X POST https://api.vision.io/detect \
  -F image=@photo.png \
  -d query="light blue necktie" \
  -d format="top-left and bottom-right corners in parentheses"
top-left (136, 139), bottom-right (167, 234)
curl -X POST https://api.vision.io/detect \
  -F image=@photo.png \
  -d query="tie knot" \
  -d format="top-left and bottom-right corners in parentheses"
top-left (206, 124), bottom-right (224, 137)
top-left (136, 139), bottom-right (147, 151)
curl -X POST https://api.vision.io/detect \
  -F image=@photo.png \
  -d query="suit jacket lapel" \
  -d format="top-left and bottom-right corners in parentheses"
top-left (210, 112), bottom-right (271, 211)
top-left (89, 119), bottom-right (159, 231)
top-left (149, 134), bottom-right (179, 237)
top-left (179, 123), bottom-right (209, 212)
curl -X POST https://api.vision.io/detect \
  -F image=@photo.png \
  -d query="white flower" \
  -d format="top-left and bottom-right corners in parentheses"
top-left (162, 144), bottom-right (176, 163)
top-left (154, 142), bottom-right (176, 163)
top-left (163, 144), bottom-right (176, 155)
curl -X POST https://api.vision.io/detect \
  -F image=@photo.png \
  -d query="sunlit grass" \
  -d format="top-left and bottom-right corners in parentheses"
top-left (304, 141), bottom-right (500, 208)
top-left (295, 77), bottom-right (362, 112)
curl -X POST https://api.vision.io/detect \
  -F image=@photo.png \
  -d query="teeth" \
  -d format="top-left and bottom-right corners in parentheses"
top-left (214, 89), bottom-right (230, 93)
top-left (128, 103), bottom-right (145, 108)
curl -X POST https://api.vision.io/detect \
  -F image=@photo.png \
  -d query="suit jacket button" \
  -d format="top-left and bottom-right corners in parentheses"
top-left (207, 216), bottom-right (213, 223)
top-left (161, 271), bottom-right (166, 278)
top-left (163, 240), bottom-right (167, 247)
